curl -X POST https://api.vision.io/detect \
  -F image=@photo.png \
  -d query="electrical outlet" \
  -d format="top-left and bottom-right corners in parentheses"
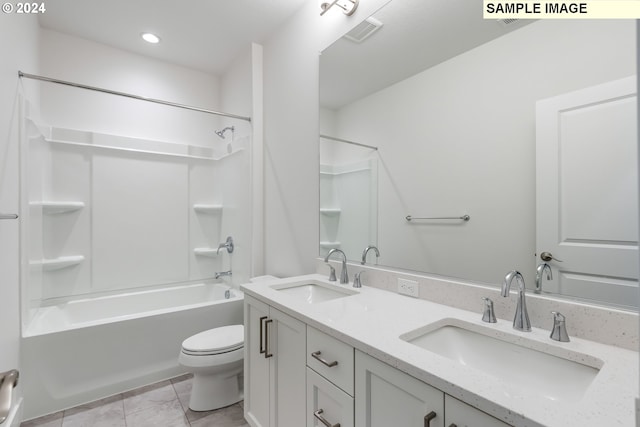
top-left (397, 278), bottom-right (419, 298)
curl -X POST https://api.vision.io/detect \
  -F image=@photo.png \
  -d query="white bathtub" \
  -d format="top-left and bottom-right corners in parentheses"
top-left (21, 282), bottom-right (244, 420)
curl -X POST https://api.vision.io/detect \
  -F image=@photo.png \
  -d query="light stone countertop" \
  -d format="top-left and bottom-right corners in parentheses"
top-left (241, 274), bottom-right (639, 427)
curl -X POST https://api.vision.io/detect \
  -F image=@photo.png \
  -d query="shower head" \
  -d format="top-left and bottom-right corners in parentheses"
top-left (215, 126), bottom-right (235, 139)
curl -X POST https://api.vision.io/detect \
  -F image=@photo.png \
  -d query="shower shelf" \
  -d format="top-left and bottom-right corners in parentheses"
top-left (30, 201), bottom-right (85, 214)
top-left (31, 255), bottom-right (85, 272)
top-left (193, 204), bottom-right (223, 214)
top-left (320, 241), bottom-right (341, 249)
top-left (320, 208), bottom-right (341, 216)
top-left (194, 248), bottom-right (220, 257)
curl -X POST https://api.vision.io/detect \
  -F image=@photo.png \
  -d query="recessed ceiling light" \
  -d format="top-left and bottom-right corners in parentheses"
top-left (141, 33), bottom-right (160, 44)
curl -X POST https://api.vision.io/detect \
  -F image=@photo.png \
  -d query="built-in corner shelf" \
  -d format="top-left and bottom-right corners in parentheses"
top-left (30, 201), bottom-right (85, 214)
top-left (30, 255), bottom-right (85, 272)
top-left (320, 241), bottom-right (341, 250)
top-left (320, 208), bottom-right (341, 216)
top-left (194, 248), bottom-right (219, 257)
top-left (193, 204), bottom-right (223, 214)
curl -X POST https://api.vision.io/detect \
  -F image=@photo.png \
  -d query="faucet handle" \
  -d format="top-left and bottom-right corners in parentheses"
top-left (550, 311), bottom-right (570, 342)
top-left (482, 297), bottom-right (497, 323)
top-left (326, 264), bottom-right (336, 282)
top-left (217, 236), bottom-right (234, 254)
top-left (353, 271), bottom-right (364, 288)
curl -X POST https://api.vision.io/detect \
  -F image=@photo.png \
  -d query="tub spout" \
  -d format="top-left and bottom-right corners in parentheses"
top-left (215, 270), bottom-right (232, 279)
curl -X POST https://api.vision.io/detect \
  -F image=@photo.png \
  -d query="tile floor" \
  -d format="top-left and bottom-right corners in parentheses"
top-left (20, 374), bottom-right (249, 427)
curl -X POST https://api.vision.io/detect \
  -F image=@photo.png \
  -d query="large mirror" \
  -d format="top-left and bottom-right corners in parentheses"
top-left (319, 0), bottom-right (638, 309)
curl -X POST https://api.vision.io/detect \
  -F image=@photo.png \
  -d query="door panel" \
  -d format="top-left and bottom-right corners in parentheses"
top-left (355, 350), bottom-right (444, 427)
top-left (536, 76), bottom-right (638, 308)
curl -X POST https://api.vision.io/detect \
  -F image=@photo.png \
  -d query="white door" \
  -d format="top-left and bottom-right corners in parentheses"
top-left (536, 76), bottom-right (638, 308)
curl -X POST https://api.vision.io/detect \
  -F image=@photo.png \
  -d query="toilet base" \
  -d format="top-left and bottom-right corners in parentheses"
top-left (189, 372), bottom-right (242, 412)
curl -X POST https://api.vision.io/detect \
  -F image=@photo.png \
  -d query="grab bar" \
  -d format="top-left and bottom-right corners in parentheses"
top-left (0, 369), bottom-right (19, 425)
top-left (406, 215), bottom-right (470, 222)
top-left (0, 214), bottom-right (18, 220)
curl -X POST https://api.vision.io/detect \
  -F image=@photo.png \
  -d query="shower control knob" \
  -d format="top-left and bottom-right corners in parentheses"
top-left (540, 251), bottom-right (563, 262)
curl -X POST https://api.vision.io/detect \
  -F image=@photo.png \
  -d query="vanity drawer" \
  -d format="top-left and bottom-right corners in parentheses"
top-left (307, 326), bottom-right (355, 396)
top-left (307, 367), bottom-right (354, 427)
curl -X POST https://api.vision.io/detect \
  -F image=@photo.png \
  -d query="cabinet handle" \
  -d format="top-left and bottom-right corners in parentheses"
top-left (424, 411), bottom-right (437, 427)
top-left (314, 409), bottom-right (340, 427)
top-left (311, 351), bottom-right (339, 368)
top-left (264, 319), bottom-right (273, 358)
top-left (259, 316), bottom-right (267, 354)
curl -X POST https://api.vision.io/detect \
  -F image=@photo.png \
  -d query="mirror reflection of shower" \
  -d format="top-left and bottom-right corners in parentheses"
top-left (216, 126), bottom-right (235, 154)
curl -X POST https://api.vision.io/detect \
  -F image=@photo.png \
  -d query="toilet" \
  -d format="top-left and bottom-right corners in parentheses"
top-left (178, 324), bottom-right (244, 411)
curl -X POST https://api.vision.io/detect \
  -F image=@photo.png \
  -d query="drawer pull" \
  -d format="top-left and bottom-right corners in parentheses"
top-left (311, 351), bottom-right (338, 368)
top-left (424, 411), bottom-right (437, 427)
top-left (259, 316), bottom-right (267, 354)
top-left (314, 409), bottom-right (340, 427)
top-left (264, 319), bottom-right (273, 358)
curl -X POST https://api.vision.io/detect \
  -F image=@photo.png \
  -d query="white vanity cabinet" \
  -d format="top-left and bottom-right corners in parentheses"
top-left (355, 351), bottom-right (511, 427)
top-left (244, 295), bottom-right (307, 427)
top-left (355, 350), bottom-right (444, 427)
top-left (444, 395), bottom-right (511, 427)
top-left (306, 326), bottom-right (355, 427)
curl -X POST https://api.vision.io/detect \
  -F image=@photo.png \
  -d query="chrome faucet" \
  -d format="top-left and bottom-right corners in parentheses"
top-left (361, 245), bottom-right (380, 265)
top-left (535, 263), bottom-right (552, 294)
top-left (501, 270), bottom-right (531, 332)
top-left (324, 248), bottom-right (349, 284)
top-left (215, 270), bottom-right (232, 279)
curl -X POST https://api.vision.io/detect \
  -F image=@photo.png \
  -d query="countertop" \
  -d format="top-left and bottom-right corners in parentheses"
top-left (241, 274), bottom-right (639, 427)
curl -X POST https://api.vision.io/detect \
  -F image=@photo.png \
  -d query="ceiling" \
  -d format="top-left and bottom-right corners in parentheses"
top-left (320, 0), bottom-right (532, 110)
top-left (39, 0), bottom-right (308, 75)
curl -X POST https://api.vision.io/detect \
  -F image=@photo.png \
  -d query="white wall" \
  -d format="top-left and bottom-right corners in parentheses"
top-left (37, 29), bottom-right (222, 145)
top-left (0, 11), bottom-right (40, 425)
top-left (262, 0), bottom-right (390, 277)
top-left (329, 19), bottom-right (635, 286)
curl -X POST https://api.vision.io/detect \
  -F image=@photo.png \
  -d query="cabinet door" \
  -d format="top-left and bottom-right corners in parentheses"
top-left (270, 307), bottom-right (307, 427)
top-left (244, 295), bottom-right (270, 427)
top-left (307, 367), bottom-right (354, 427)
top-left (444, 395), bottom-right (511, 427)
top-left (355, 350), bottom-right (444, 427)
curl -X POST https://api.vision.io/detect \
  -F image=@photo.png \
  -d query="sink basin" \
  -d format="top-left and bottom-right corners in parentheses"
top-left (401, 319), bottom-right (602, 403)
top-left (271, 281), bottom-right (357, 304)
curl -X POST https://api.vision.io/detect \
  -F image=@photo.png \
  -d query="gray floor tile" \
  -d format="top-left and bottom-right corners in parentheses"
top-left (123, 380), bottom-right (178, 416)
top-left (124, 398), bottom-right (189, 427)
top-left (189, 403), bottom-right (248, 427)
top-left (62, 395), bottom-right (125, 427)
top-left (21, 411), bottom-right (63, 427)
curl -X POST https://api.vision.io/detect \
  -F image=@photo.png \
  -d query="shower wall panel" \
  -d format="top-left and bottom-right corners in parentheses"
top-left (92, 153), bottom-right (189, 292)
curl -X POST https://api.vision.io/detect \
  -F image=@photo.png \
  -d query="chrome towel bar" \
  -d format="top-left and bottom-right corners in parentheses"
top-left (406, 215), bottom-right (470, 222)
top-left (0, 369), bottom-right (19, 425)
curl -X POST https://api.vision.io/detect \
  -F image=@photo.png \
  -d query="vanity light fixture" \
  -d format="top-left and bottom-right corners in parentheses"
top-left (141, 32), bottom-right (161, 44)
top-left (320, 0), bottom-right (359, 16)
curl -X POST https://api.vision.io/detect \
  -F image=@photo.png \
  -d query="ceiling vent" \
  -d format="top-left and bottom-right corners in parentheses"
top-left (343, 17), bottom-right (383, 43)
top-left (497, 18), bottom-right (520, 26)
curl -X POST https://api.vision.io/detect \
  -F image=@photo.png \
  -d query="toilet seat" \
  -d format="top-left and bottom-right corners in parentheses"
top-left (181, 324), bottom-right (244, 356)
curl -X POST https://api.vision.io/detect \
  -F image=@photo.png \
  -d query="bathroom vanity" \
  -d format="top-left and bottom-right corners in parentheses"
top-left (241, 274), bottom-right (638, 427)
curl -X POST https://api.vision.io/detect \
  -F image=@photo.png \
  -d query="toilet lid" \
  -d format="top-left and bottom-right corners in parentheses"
top-left (182, 325), bottom-right (244, 354)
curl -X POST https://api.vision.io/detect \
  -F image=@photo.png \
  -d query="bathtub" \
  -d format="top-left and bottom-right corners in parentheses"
top-left (21, 282), bottom-right (243, 420)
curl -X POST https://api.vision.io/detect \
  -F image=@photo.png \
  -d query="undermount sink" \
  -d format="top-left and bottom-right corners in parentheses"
top-left (400, 319), bottom-right (602, 403)
top-left (271, 281), bottom-right (357, 304)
